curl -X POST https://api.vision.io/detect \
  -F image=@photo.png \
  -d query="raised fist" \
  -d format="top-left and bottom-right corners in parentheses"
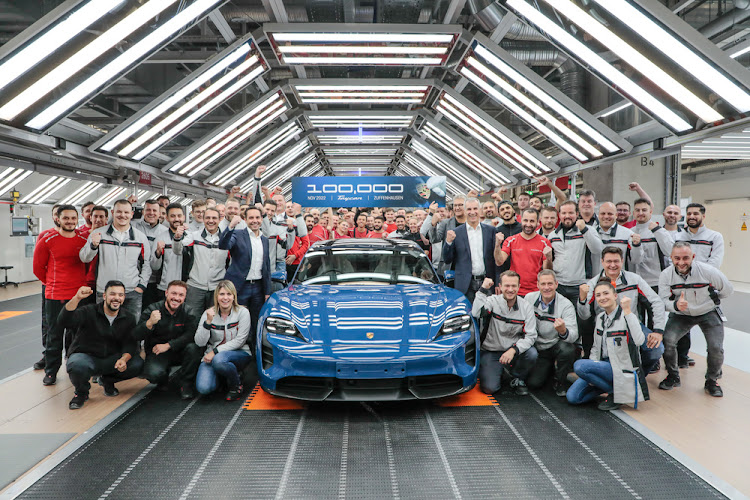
top-left (631, 233), bottom-right (641, 245)
top-left (620, 296), bottom-right (633, 315)
top-left (292, 203), bottom-right (302, 216)
top-left (229, 215), bottom-right (243, 229)
top-left (155, 240), bottom-right (166, 255)
top-left (273, 186), bottom-right (283, 195)
top-left (467, 189), bottom-right (479, 198)
top-left (75, 286), bottom-right (93, 301)
top-left (676, 291), bottom-right (688, 312)
top-left (491, 192), bottom-right (503, 201)
top-left (536, 175), bottom-right (551, 186)
top-left (579, 283), bottom-right (589, 301)
top-left (446, 230), bottom-right (456, 244)
top-left (495, 232), bottom-right (505, 246)
top-left (127, 194), bottom-right (137, 205)
top-left (429, 201), bottom-right (438, 214)
top-left (482, 277), bottom-right (494, 290)
top-left (648, 221), bottom-right (659, 231)
top-left (255, 165), bottom-right (266, 177)
top-left (286, 218), bottom-right (296, 229)
top-left (174, 224), bottom-right (186, 239)
top-left (149, 309), bottom-right (162, 325)
top-left (230, 185), bottom-right (241, 195)
top-left (90, 232), bottom-right (102, 247)
top-left (205, 307), bottom-right (215, 323)
top-left (553, 317), bottom-right (566, 335)
top-left (542, 246), bottom-right (553, 260)
top-left (628, 182), bottom-right (641, 192)
top-left (575, 219), bottom-right (586, 231)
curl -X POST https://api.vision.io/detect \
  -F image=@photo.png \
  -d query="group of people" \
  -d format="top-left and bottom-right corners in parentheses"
top-left (31, 167), bottom-right (733, 412)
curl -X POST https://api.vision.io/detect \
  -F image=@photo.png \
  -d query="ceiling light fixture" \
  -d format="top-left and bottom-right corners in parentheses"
top-left (0, 168), bottom-right (33, 194)
top-left (22, 0), bottom-right (225, 131)
top-left (60, 180), bottom-right (101, 205)
top-left (209, 121), bottom-right (301, 186)
top-left (505, 0), bottom-right (694, 132)
top-left (410, 140), bottom-right (482, 191)
top-left (94, 37), bottom-right (267, 157)
top-left (292, 81), bottom-right (431, 105)
top-left (165, 90), bottom-right (290, 177)
top-left (94, 186), bottom-right (127, 206)
top-left (20, 176), bottom-right (72, 204)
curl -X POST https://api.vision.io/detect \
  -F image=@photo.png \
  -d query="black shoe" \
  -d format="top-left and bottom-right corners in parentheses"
top-left (68, 392), bottom-right (89, 410)
top-left (553, 383), bottom-right (567, 397)
top-left (226, 384), bottom-right (244, 401)
top-left (510, 378), bottom-right (529, 396)
top-left (649, 360), bottom-right (660, 374)
top-left (42, 373), bottom-right (56, 386)
top-left (155, 382), bottom-right (170, 392)
top-left (658, 374), bottom-right (681, 390)
top-left (180, 385), bottom-right (196, 400)
top-left (678, 358), bottom-right (689, 369)
top-left (687, 357), bottom-right (696, 367)
top-left (33, 358), bottom-right (46, 370)
top-left (103, 381), bottom-right (119, 397)
top-left (704, 380), bottom-right (723, 397)
top-left (597, 395), bottom-right (621, 411)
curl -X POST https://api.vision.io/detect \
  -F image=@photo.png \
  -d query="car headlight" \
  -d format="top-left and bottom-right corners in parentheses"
top-left (439, 314), bottom-right (472, 336)
top-left (265, 317), bottom-right (297, 336)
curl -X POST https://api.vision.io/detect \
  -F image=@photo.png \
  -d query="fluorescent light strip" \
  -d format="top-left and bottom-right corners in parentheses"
top-left (283, 56), bottom-right (443, 65)
top-left (0, 168), bottom-right (33, 194)
top-left (169, 195), bottom-right (181, 203)
top-left (60, 181), bottom-right (100, 205)
top-left (180, 198), bottom-right (192, 206)
top-left (464, 59), bottom-right (590, 160)
top-left (591, 0), bottom-right (750, 113)
top-left (26, 0), bottom-right (222, 130)
top-left (267, 158), bottom-right (320, 189)
top-left (317, 134), bottom-right (403, 143)
top-left (278, 46), bottom-right (447, 55)
top-left (507, 0), bottom-right (692, 132)
top-left (322, 148), bottom-right (398, 154)
top-left (210, 123), bottom-right (300, 186)
top-left (423, 123), bottom-right (509, 184)
top-left (137, 189), bottom-right (151, 199)
top-left (401, 156), bottom-right (461, 195)
top-left (180, 99), bottom-right (288, 176)
top-left (0, 0), bottom-right (179, 122)
top-left (327, 158), bottom-right (394, 164)
top-left (169, 93), bottom-right (284, 173)
top-left (0, 0), bottom-right (126, 92)
top-left (262, 144), bottom-right (312, 180)
top-left (100, 43), bottom-right (253, 152)
top-left (296, 85), bottom-right (428, 91)
top-left (94, 186), bottom-right (127, 206)
top-left (410, 142), bottom-right (481, 190)
top-left (599, 102), bottom-right (633, 118)
top-left (539, 0), bottom-right (722, 123)
top-left (299, 92), bottom-right (425, 98)
top-left (437, 99), bottom-right (539, 176)
top-left (298, 163), bottom-right (323, 178)
top-left (473, 44), bottom-right (619, 153)
top-left (310, 120), bottom-right (413, 128)
top-left (20, 177), bottom-right (70, 203)
top-left (441, 93), bottom-right (551, 173)
top-left (301, 98), bottom-right (424, 104)
top-left (126, 63), bottom-right (264, 159)
top-left (272, 33), bottom-right (455, 43)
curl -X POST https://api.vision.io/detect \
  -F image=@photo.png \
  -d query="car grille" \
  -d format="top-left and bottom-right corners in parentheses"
top-left (261, 336), bottom-right (274, 370)
top-left (273, 374), bottom-right (464, 401)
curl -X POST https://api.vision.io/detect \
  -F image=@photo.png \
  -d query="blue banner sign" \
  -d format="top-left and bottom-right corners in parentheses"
top-left (292, 176), bottom-right (447, 208)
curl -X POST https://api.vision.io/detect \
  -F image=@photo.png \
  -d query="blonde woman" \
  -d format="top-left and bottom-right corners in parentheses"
top-left (194, 280), bottom-right (252, 400)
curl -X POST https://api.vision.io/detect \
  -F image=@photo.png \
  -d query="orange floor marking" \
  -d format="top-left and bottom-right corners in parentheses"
top-left (435, 385), bottom-right (498, 407)
top-left (0, 311), bottom-right (31, 321)
top-left (242, 384), bottom-right (306, 410)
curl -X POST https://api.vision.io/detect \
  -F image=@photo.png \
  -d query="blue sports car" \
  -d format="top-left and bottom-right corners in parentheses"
top-left (257, 238), bottom-right (479, 401)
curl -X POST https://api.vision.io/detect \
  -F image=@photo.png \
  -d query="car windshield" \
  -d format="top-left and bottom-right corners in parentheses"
top-left (293, 247), bottom-right (439, 285)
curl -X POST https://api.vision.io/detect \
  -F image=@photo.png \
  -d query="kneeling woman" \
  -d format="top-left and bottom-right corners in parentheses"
top-left (567, 280), bottom-right (647, 411)
top-left (194, 280), bottom-right (252, 400)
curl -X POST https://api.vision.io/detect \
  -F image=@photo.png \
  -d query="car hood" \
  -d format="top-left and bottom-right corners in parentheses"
top-left (271, 284), bottom-right (469, 343)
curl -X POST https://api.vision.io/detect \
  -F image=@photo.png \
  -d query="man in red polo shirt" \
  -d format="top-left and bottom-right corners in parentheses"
top-left (349, 212), bottom-right (369, 238)
top-left (76, 201), bottom-right (95, 238)
top-left (33, 205), bottom-right (88, 386)
top-left (32, 204), bottom-right (63, 371)
top-left (494, 208), bottom-right (553, 296)
top-left (367, 216), bottom-right (387, 238)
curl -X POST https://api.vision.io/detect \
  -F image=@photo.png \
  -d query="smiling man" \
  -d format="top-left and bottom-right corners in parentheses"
top-left (60, 283), bottom-right (144, 410)
top-left (134, 280), bottom-right (202, 399)
top-left (134, 199), bottom-right (169, 310)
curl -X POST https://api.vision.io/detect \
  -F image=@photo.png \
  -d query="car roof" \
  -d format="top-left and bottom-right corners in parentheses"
top-left (310, 238), bottom-right (422, 252)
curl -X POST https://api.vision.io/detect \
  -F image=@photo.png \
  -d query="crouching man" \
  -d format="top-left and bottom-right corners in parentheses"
top-left (525, 270), bottom-right (579, 396)
top-left (134, 280), bottom-right (202, 399)
top-left (60, 282), bottom-right (144, 410)
top-left (472, 271), bottom-right (538, 395)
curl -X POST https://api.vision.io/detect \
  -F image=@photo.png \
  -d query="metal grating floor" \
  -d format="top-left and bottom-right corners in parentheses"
top-left (17, 387), bottom-right (726, 500)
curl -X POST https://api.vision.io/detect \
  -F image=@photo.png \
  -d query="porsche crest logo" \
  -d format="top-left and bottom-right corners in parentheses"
top-left (366, 332), bottom-right (374, 339)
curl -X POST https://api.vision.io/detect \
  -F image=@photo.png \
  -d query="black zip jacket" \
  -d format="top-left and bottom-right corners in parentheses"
top-left (133, 300), bottom-right (199, 352)
top-left (58, 302), bottom-right (138, 358)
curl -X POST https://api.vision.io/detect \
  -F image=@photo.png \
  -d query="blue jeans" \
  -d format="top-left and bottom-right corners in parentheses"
top-left (566, 359), bottom-right (613, 404)
top-left (639, 324), bottom-right (664, 376)
top-left (479, 347), bottom-right (538, 394)
top-left (195, 350), bottom-right (253, 394)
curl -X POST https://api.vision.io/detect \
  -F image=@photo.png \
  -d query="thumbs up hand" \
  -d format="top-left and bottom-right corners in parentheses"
top-left (676, 291), bottom-right (688, 312)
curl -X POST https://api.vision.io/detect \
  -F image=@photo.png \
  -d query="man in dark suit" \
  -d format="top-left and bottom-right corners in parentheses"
top-left (443, 198), bottom-right (500, 302)
top-left (219, 206), bottom-right (271, 348)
